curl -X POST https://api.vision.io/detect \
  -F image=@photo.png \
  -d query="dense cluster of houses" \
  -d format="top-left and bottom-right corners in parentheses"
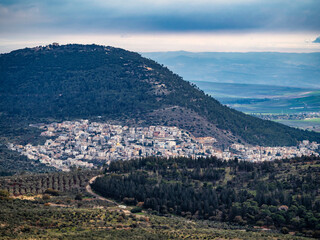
top-left (8, 120), bottom-right (319, 171)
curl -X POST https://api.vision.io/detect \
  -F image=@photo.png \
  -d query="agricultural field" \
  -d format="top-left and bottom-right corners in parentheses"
top-left (192, 81), bottom-right (320, 114)
top-left (275, 118), bottom-right (320, 133)
top-left (142, 52), bottom-right (320, 89)
top-left (189, 81), bottom-right (320, 131)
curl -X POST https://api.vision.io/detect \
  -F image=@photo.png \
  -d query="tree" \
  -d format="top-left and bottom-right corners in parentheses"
top-left (0, 189), bottom-right (10, 199)
top-left (42, 194), bottom-right (50, 200)
top-left (75, 193), bottom-right (83, 201)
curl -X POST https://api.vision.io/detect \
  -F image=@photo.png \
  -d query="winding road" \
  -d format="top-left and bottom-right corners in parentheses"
top-left (86, 175), bottom-right (119, 206)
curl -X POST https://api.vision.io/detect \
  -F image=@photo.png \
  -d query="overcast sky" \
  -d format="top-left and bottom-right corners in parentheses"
top-left (1, 0), bottom-right (320, 53)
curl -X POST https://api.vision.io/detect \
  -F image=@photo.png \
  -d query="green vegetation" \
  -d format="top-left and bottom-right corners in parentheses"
top-left (0, 44), bottom-right (319, 149)
top-left (0, 170), bottom-right (99, 195)
top-left (91, 156), bottom-right (320, 238)
top-left (1, 198), bottom-right (311, 240)
top-left (1, 157), bottom-right (319, 239)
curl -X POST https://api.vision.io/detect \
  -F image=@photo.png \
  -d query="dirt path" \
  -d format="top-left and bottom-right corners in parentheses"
top-left (86, 175), bottom-right (119, 206)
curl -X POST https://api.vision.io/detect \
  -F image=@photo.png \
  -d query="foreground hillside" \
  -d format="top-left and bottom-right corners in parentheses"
top-left (92, 156), bottom-right (320, 238)
top-left (1, 43), bottom-right (319, 148)
top-left (1, 198), bottom-right (310, 240)
top-left (1, 156), bottom-right (319, 239)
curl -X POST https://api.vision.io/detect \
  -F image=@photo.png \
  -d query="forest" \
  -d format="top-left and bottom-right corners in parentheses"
top-left (91, 155), bottom-right (320, 238)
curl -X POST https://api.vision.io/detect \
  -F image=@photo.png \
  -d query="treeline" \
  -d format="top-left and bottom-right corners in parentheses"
top-left (91, 156), bottom-right (320, 236)
top-left (108, 156), bottom-right (266, 173)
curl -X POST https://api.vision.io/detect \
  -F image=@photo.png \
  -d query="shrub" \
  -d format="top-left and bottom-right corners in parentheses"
top-left (281, 227), bottom-right (289, 234)
top-left (0, 189), bottom-right (10, 199)
top-left (42, 194), bottom-right (50, 200)
top-left (44, 188), bottom-right (59, 196)
top-left (130, 207), bottom-right (142, 213)
top-left (75, 194), bottom-right (83, 201)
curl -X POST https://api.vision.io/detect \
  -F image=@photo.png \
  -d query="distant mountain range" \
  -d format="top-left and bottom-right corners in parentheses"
top-left (1, 44), bottom-right (319, 148)
top-left (142, 51), bottom-right (320, 88)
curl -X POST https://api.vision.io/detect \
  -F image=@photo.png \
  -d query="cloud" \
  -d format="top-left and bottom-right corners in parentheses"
top-left (1, 32), bottom-right (320, 54)
top-left (1, 0), bottom-right (320, 36)
top-left (1, 0), bottom-right (320, 53)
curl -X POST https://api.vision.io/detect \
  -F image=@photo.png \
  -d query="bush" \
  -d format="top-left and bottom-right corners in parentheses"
top-left (130, 207), bottom-right (142, 213)
top-left (313, 230), bottom-right (320, 238)
top-left (281, 227), bottom-right (289, 234)
top-left (75, 194), bottom-right (83, 201)
top-left (44, 188), bottom-right (59, 196)
top-left (0, 189), bottom-right (10, 199)
top-left (42, 194), bottom-right (50, 200)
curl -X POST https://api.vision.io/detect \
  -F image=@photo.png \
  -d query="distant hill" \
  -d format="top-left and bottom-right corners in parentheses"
top-left (1, 44), bottom-right (319, 147)
top-left (142, 51), bottom-right (320, 88)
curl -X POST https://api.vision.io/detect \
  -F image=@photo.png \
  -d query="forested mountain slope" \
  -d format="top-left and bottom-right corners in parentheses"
top-left (1, 44), bottom-right (319, 146)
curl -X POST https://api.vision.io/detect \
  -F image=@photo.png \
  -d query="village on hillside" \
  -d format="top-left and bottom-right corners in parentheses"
top-left (8, 120), bottom-right (320, 171)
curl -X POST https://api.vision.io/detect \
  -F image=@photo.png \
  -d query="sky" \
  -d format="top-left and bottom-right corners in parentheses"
top-left (1, 0), bottom-right (320, 53)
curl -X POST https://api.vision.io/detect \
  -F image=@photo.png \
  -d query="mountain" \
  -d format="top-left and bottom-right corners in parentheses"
top-left (141, 51), bottom-right (320, 88)
top-left (1, 44), bottom-right (319, 147)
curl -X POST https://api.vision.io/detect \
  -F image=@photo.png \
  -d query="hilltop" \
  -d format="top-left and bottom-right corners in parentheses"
top-left (1, 44), bottom-right (319, 149)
